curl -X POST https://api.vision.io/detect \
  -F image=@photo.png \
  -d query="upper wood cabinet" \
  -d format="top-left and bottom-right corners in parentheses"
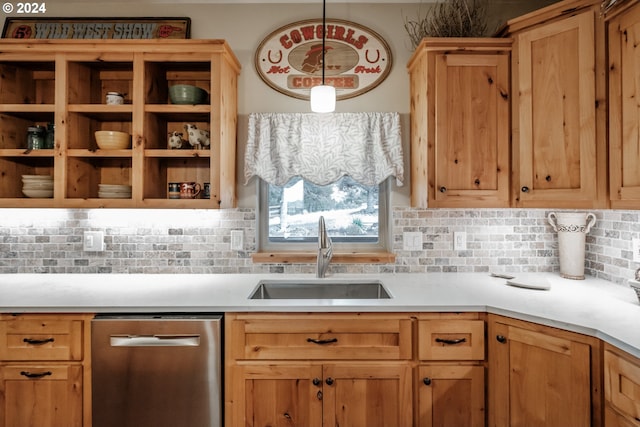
top-left (0, 40), bottom-right (240, 208)
top-left (408, 38), bottom-right (511, 208)
top-left (503, 0), bottom-right (607, 208)
top-left (608, 1), bottom-right (640, 209)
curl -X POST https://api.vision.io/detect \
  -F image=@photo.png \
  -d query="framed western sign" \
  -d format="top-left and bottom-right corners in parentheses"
top-left (2, 17), bottom-right (190, 39)
top-left (255, 19), bottom-right (392, 101)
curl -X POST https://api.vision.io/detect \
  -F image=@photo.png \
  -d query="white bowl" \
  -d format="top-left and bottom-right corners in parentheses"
top-left (22, 188), bottom-right (53, 198)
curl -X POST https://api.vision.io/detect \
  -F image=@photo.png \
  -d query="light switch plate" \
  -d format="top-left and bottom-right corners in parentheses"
top-left (454, 231), bottom-right (467, 251)
top-left (403, 232), bottom-right (423, 251)
top-left (633, 238), bottom-right (640, 262)
top-left (83, 231), bottom-right (105, 252)
top-left (230, 230), bottom-right (244, 251)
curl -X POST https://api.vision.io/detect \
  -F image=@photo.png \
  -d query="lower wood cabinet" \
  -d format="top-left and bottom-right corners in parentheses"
top-left (0, 314), bottom-right (92, 427)
top-left (604, 343), bottom-right (640, 426)
top-left (225, 312), bottom-right (414, 427)
top-left (488, 314), bottom-right (603, 427)
top-left (417, 314), bottom-right (486, 427)
top-left (233, 362), bottom-right (412, 427)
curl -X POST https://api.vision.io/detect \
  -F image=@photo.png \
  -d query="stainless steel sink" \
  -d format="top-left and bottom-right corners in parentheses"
top-left (248, 279), bottom-right (391, 300)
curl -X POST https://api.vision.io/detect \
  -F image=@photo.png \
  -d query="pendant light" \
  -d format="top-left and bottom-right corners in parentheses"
top-left (310, 0), bottom-right (336, 113)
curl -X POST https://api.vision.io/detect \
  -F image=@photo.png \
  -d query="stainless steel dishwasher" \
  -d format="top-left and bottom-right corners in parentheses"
top-left (91, 314), bottom-right (222, 427)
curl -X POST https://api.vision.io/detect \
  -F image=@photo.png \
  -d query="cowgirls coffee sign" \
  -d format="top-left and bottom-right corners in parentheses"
top-left (255, 19), bottom-right (392, 101)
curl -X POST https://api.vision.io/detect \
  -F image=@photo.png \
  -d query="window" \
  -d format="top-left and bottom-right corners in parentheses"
top-left (258, 176), bottom-right (390, 252)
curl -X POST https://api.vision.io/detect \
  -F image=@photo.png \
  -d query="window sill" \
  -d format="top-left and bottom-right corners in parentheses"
top-left (251, 252), bottom-right (396, 264)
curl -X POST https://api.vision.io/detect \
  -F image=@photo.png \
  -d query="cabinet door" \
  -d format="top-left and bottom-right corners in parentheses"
top-left (513, 11), bottom-right (599, 207)
top-left (322, 363), bottom-right (412, 427)
top-left (418, 365), bottom-right (485, 427)
top-left (489, 320), bottom-right (594, 427)
top-left (231, 363), bottom-right (323, 427)
top-left (608, 2), bottom-right (640, 208)
top-left (432, 53), bottom-right (510, 207)
top-left (604, 349), bottom-right (640, 422)
top-left (0, 364), bottom-right (83, 427)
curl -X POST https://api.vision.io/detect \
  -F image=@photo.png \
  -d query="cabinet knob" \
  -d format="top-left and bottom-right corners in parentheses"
top-left (521, 186), bottom-right (529, 193)
top-left (439, 186), bottom-right (447, 193)
top-left (474, 179), bottom-right (480, 185)
top-left (313, 378), bottom-right (321, 386)
top-left (423, 377), bottom-right (432, 386)
top-left (325, 377), bottom-right (334, 386)
top-left (545, 175), bottom-right (552, 182)
top-left (496, 335), bottom-right (507, 344)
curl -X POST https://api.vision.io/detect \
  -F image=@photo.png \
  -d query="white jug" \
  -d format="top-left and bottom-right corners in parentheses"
top-left (548, 212), bottom-right (596, 280)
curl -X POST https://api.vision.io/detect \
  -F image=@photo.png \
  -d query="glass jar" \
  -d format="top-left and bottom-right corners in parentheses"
top-left (45, 123), bottom-right (55, 149)
top-left (26, 125), bottom-right (45, 150)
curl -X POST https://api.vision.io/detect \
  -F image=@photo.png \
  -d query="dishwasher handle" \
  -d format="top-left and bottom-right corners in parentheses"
top-left (110, 334), bottom-right (201, 347)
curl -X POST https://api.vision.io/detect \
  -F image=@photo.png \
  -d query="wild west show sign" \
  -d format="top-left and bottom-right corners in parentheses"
top-left (255, 19), bottom-right (392, 101)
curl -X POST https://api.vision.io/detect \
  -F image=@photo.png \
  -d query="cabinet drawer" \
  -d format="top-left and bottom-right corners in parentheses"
top-left (227, 313), bottom-right (413, 360)
top-left (605, 349), bottom-right (640, 422)
top-left (0, 317), bottom-right (84, 361)
top-left (418, 319), bottom-right (484, 360)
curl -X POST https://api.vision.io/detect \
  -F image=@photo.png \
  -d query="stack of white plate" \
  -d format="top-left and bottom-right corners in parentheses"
top-left (98, 184), bottom-right (132, 199)
top-left (22, 175), bottom-right (54, 198)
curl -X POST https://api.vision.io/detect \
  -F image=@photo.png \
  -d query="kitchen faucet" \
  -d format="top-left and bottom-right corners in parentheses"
top-left (317, 216), bottom-right (333, 278)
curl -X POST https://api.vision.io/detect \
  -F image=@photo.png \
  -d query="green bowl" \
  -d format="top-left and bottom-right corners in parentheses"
top-left (169, 84), bottom-right (208, 105)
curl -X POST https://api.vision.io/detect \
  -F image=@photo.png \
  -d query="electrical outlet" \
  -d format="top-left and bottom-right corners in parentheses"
top-left (633, 238), bottom-right (640, 262)
top-left (403, 232), bottom-right (423, 251)
top-left (454, 232), bottom-right (467, 251)
top-left (83, 231), bottom-right (105, 252)
top-left (230, 230), bottom-right (244, 251)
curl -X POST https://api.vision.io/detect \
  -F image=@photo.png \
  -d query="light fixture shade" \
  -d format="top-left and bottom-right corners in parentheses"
top-left (310, 85), bottom-right (336, 113)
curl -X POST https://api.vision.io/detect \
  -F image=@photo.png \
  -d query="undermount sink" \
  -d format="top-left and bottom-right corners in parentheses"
top-left (248, 279), bottom-right (391, 300)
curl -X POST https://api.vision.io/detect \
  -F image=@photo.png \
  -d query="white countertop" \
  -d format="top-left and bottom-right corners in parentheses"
top-left (1, 272), bottom-right (639, 358)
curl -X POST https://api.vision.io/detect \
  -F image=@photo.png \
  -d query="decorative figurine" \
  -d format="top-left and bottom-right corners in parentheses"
top-left (168, 131), bottom-right (185, 149)
top-left (183, 123), bottom-right (210, 150)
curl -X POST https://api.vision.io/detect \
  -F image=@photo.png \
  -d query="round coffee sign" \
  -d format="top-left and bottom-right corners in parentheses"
top-left (255, 19), bottom-right (392, 101)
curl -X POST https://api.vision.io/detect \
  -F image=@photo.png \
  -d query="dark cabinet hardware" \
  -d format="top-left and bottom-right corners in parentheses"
top-left (20, 370), bottom-right (52, 378)
top-left (325, 377), bottom-right (334, 386)
top-left (435, 337), bottom-right (467, 345)
top-left (313, 378), bottom-right (321, 386)
top-left (439, 186), bottom-right (447, 193)
top-left (521, 186), bottom-right (529, 193)
top-left (307, 337), bottom-right (338, 345)
top-left (496, 335), bottom-right (507, 344)
top-left (23, 337), bottom-right (54, 345)
top-left (423, 377), bottom-right (432, 386)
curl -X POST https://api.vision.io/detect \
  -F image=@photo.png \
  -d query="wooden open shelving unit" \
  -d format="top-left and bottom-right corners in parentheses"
top-left (0, 39), bottom-right (240, 208)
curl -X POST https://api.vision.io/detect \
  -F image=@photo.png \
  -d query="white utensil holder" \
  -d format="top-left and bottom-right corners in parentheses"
top-left (548, 212), bottom-right (596, 280)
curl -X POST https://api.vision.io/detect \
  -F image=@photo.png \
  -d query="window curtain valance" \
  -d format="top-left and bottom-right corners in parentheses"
top-left (244, 112), bottom-right (404, 187)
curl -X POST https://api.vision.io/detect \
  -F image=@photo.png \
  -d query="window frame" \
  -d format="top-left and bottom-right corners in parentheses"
top-left (256, 178), bottom-right (392, 254)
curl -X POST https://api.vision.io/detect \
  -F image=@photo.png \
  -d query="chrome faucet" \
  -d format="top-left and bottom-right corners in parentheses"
top-left (317, 216), bottom-right (333, 278)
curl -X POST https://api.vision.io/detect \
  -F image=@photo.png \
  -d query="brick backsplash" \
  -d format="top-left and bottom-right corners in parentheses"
top-left (0, 207), bottom-right (637, 285)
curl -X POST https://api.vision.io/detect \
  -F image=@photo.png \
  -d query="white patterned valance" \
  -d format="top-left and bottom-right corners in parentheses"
top-left (244, 112), bottom-right (404, 187)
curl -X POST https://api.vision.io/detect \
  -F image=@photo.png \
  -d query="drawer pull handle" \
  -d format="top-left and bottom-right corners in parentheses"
top-left (423, 377), bottom-right (432, 386)
top-left (496, 335), bottom-right (507, 344)
top-left (435, 337), bottom-right (466, 345)
top-left (20, 370), bottom-right (52, 379)
top-left (23, 337), bottom-right (55, 345)
top-left (325, 377), bottom-right (334, 386)
top-left (307, 338), bottom-right (338, 345)
top-left (313, 378), bottom-right (321, 386)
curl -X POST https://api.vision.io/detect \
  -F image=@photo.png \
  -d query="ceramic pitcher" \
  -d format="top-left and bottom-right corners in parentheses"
top-left (548, 212), bottom-right (596, 280)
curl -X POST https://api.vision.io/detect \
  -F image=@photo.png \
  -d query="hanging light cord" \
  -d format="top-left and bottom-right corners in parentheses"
top-left (321, 0), bottom-right (326, 85)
